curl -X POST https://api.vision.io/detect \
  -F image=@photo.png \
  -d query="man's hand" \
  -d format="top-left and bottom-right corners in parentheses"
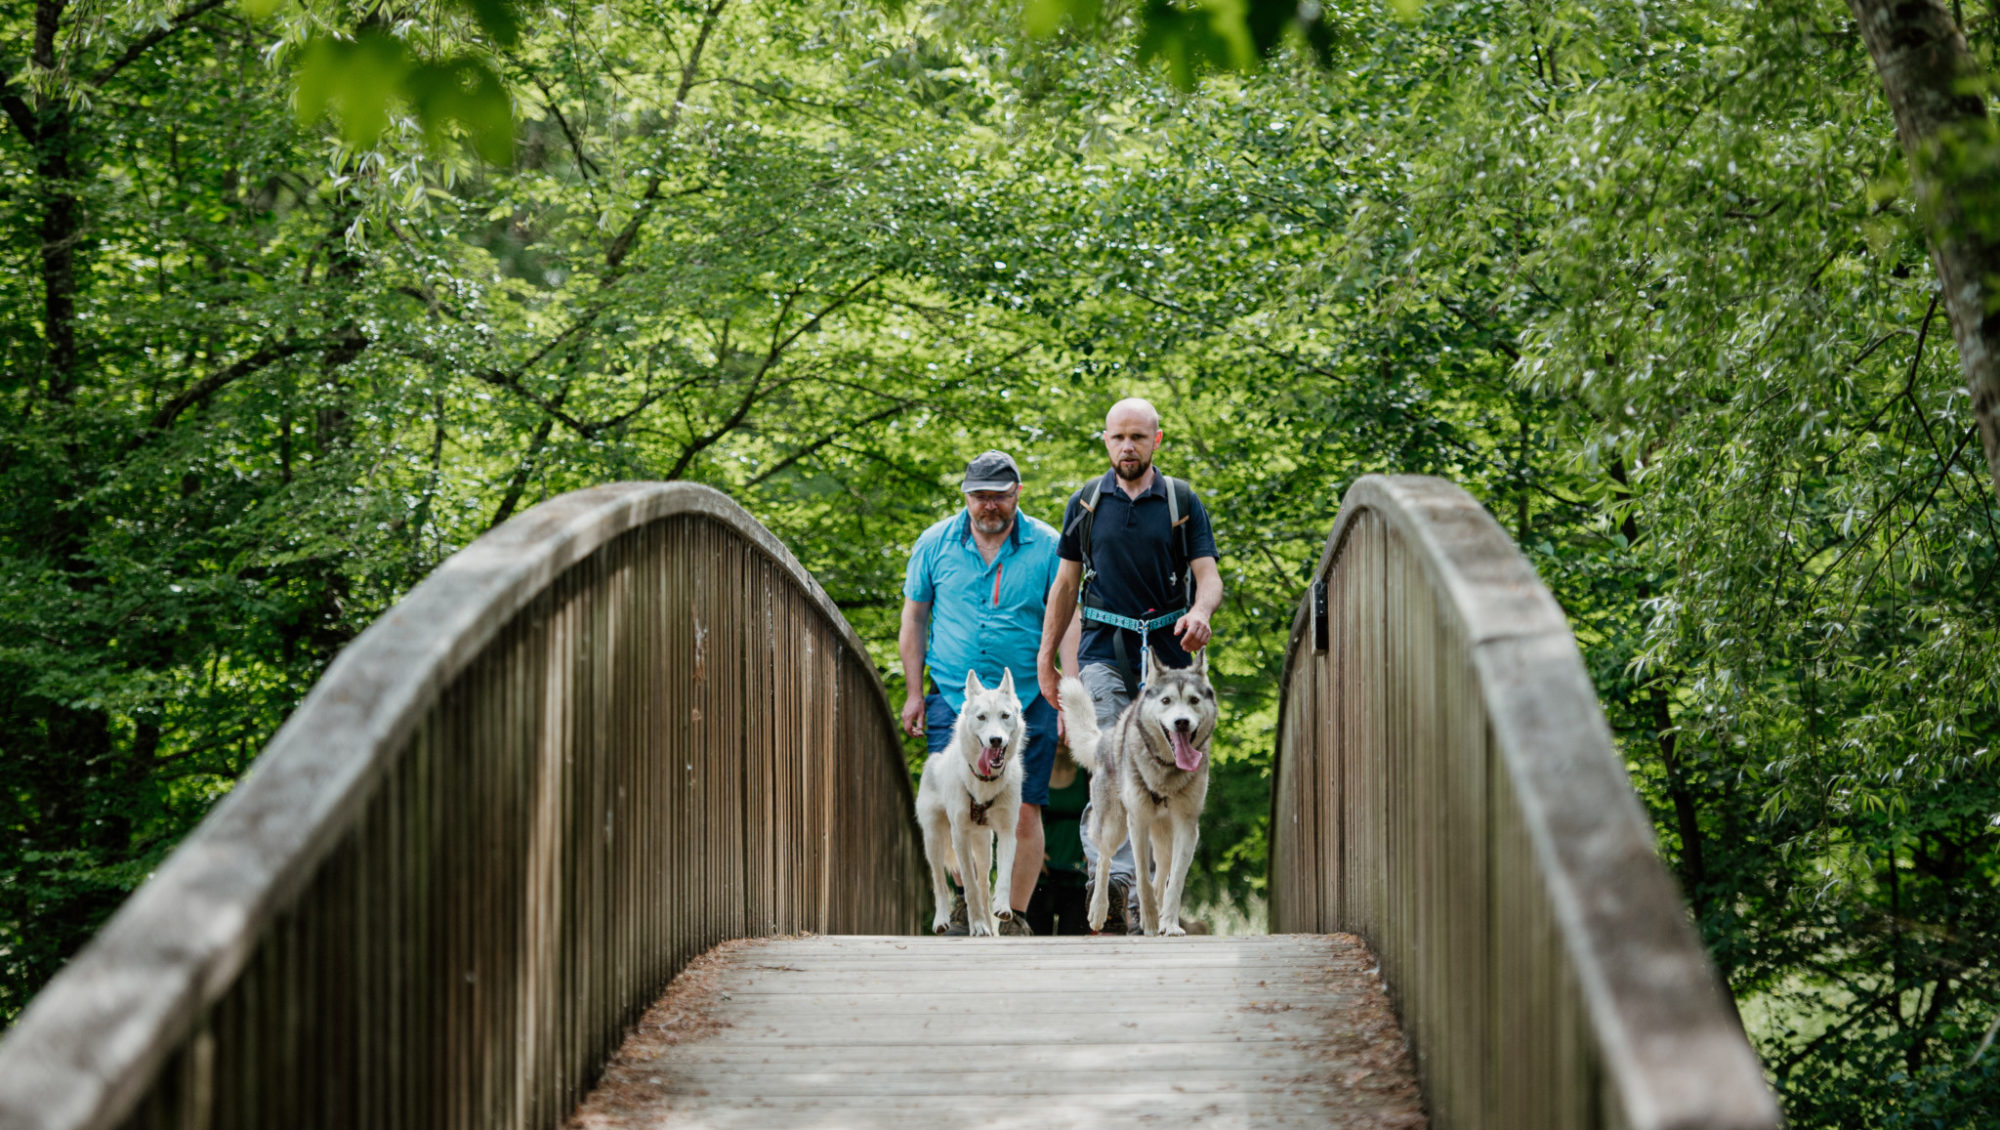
top-left (1174, 608), bottom-right (1213, 651)
top-left (901, 692), bottom-right (926, 739)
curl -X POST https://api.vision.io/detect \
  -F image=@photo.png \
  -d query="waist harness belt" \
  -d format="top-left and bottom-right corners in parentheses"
top-left (1080, 606), bottom-right (1185, 635)
top-left (1082, 602), bottom-right (1185, 699)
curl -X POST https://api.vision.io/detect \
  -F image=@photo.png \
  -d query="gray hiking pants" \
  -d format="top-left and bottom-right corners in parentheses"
top-left (1078, 662), bottom-right (1138, 887)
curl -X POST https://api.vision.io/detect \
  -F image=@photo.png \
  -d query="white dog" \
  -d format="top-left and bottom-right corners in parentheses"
top-left (914, 669), bottom-right (1026, 936)
top-left (1061, 649), bottom-right (1215, 936)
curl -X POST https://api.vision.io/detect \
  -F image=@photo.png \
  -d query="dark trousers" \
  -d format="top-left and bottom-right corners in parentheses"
top-left (1024, 870), bottom-right (1091, 936)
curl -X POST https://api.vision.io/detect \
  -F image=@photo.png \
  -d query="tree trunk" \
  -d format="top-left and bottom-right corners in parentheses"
top-left (31, 0), bottom-right (80, 403)
top-left (1849, 0), bottom-right (2000, 500)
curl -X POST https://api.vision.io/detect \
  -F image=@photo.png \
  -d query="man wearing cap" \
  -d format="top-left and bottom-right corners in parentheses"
top-left (1035, 397), bottom-right (1222, 932)
top-left (899, 450), bottom-right (1070, 935)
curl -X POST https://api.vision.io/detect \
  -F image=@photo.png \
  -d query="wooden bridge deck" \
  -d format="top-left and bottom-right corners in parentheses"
top-left (567, 934), bottom-right (1425, 1130)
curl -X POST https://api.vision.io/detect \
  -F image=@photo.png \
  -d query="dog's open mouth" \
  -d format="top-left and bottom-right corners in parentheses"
top-left (1166, 723), bottom-right (1205, 772)
top-left (978, 741), bottom-right (1005, 777)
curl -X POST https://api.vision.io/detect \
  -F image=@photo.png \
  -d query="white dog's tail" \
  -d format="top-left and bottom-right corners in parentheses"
top-left (1059, 676), bottom-right (1102, 773)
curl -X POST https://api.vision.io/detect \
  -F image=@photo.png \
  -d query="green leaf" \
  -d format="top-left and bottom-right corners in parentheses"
top-left (459, 0), bottom-right (523, 48)
top-left (404, 56), bottom-right (517, 164)
top-left (295, 30), bottom-right (411, 150)
top-left (1024, 0), bottom-right (1104, 38)
top-left (294, 32), bottom-right (513, 163)
top-left (1136, 0), bottom-right (1256, 91)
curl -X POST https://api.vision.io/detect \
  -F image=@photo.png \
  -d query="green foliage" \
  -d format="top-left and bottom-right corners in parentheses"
top-left (1029, 0), bottom-right (1336, 87)
top-left (1, 0), bottom-right (1995, 1125)
top-left (255, 0), bottom-right (524, 163)
top-left (295, 30), bottom-right (514, 162)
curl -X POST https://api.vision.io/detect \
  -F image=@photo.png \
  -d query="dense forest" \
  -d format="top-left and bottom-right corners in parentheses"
top-left (3, 0), bottom-right (1997, 1123)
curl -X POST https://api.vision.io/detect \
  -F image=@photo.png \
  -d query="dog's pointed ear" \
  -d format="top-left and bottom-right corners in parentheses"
top-left (998, 668), bottom-right (1015, 696)
top-left (965, 669), bottom-right (985, 696)
top-left (1192, 647), bottom-right (1207, 676)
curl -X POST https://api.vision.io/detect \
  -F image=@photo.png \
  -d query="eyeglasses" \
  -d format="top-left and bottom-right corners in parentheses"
top-left (967, 490), bottom-right (1017, 504)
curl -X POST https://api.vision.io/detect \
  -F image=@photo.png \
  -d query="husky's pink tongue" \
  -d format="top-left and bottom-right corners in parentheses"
top-left (978, 745), bottom-right (1003, 777)
top-left (1171, 730), bottom-right (1205, 772)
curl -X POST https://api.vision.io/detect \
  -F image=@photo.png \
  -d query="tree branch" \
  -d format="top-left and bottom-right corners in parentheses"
top-left (473, 366), bottom-right (596, 437)
top-left (1850, 0), bottom-right (2000, 500)
top-left (1122, 286), bottom-right (1351, 383)
top-left (744, 400), bottom-right (918, 487)
top-left (88, 0), bottom-right (232, 88)
top-left (603, 0), bottom-right (728, 274)
top-left (1778, 985), bottom-right (1902, 1074)
top-left (0, 65), bottom-right (38, 143)
top-left (524, 68), bottom-right (600, 180)
top-left (147, 339), bottom-right (322, 432)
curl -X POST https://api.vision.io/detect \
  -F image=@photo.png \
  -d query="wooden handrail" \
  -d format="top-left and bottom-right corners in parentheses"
top-left (0, 482), bottom-right (922, 1130)
top-left (1270, 475), bottom-right (1777, 1130)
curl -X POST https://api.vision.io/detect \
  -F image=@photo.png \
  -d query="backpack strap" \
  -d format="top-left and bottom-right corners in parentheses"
top-left (1062, 480), bottom-right (1105, 589)
top-left (1163, 475), bottom-right (1194, 605)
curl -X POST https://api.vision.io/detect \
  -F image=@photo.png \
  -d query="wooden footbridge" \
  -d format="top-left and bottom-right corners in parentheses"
top-left (0, 478), bottom-right (1779, 1130)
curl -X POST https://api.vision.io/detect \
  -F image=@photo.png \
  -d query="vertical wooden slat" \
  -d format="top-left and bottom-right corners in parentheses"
top-left (1268, 476), bottom-right (1776, 1130)
top-left (0, 486), bottom-right (924, 1130)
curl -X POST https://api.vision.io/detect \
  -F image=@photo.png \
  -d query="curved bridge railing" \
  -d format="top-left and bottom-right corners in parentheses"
top-left (1270, 475), bottom-right (1777, 1130)
top-left (0, 483), bottom-right (922, 1130)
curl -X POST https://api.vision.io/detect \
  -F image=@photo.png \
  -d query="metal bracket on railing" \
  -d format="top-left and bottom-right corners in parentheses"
top-left (1311, 578), bottom-right (1328, 653)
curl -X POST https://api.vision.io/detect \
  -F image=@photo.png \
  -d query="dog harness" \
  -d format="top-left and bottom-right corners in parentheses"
top-left (968, 792), bottom-right (997, 826)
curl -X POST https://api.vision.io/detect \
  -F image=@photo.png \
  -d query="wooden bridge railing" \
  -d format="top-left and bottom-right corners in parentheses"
top-left (1271, 475), bottom-right (1778, 1130)
top-left (0, 483), bottom-right (922, 1130)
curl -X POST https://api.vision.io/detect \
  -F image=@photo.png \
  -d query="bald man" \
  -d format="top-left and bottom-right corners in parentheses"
top-left (1036, 397), bottom-right (1223, 933)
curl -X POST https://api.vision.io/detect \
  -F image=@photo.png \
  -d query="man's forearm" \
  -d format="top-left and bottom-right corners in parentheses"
top-left (897, 606), bottom-right (928, 698)
top-left (1192, 560), bottom-right (1223, 617)
top-left (1194, 577), bottom-right (1222, 617)
top-left (1039, 577), bottom-right (1078, 665)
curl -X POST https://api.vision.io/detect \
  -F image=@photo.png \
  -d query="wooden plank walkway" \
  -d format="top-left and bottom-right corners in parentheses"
top-left (567, 934), bottom-right (1426, 1129)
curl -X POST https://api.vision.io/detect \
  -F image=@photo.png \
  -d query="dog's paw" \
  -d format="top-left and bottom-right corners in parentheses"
top-left (931, 916), bottom-right (950, 935)
top-left (995, 906), bottom-right (1013, 921)
top-left (1163, 923), bottom-right (1187, 937)
top-left (969, 921), bottom-right (995, 938)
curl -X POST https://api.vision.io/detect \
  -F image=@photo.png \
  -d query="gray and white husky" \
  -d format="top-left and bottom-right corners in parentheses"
top-left (914, 669), bottom-right (1026, 937)
top-left (1062, 649), bottom-right (1216, 937)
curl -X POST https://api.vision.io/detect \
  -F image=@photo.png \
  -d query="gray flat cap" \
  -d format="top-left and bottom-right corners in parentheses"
top-left (961, 451), bottom-right (1021, 492)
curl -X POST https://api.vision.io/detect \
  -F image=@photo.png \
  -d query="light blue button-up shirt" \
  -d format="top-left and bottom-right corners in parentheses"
top-left (903, 509), bottom-right (1062, 709)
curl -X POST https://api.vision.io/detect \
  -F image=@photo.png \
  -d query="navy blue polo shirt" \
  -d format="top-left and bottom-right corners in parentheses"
top-left (1057, 469), bottom-right (1219, 670)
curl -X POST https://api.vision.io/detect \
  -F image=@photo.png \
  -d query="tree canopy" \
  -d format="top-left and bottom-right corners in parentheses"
top-left (1, 0), bottom-right (1995, 1123)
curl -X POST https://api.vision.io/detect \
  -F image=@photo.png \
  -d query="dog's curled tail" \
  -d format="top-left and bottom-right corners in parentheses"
top-left (1059, 676), bottom-right (1102, 773)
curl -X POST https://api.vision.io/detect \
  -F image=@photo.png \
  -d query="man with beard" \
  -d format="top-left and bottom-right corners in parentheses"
top-left (1036, 397), bottom-right (1223, 933)
top-left (900, 450), bottom-right (1069, 935)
